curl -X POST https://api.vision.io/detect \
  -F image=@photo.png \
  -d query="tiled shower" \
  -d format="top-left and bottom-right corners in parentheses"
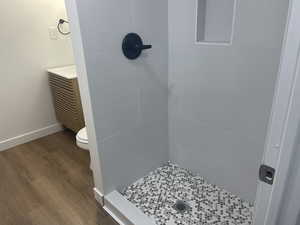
top-left (72, 0), bottom-right (290, 224)
top-left (123, 162), bottom-right (253, 224)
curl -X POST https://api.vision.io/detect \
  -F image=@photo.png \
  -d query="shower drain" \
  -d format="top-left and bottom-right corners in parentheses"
top-left (173, 200), bottom-right (191, 213)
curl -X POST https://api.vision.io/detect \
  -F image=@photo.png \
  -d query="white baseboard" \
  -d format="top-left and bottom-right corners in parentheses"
top-left (0, 123), bottom-right (63, 152)
top-left (94, 187), bottom-right (104, 206)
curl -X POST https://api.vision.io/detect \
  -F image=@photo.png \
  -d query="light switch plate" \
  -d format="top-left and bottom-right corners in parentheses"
top-left (48, 27), bottom-right (59, 40)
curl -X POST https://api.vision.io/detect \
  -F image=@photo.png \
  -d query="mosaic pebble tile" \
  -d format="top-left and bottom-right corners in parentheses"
top-left (122, 162), bottom-right (253, 225)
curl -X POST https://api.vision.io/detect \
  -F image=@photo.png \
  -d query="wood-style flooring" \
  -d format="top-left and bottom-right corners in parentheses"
top-left (0, 131), bottom-right (117, 225)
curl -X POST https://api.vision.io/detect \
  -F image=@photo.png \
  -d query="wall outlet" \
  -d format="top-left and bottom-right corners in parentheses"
top-left (48, 27), bottom-right (59, 40)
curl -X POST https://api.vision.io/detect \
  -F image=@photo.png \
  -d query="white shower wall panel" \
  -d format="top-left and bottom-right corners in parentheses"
top-left (75, 0), bottom-right (169, 194)
top-left (168, 0), bottom-right (289, 202)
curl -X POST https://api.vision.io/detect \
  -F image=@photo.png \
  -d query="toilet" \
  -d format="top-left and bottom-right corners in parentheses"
top-left (76, 127), bottom-right (89, 151)
top-left (76, 127), bottom-right (93, 170)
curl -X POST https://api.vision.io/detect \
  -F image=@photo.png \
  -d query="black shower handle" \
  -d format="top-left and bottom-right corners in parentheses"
top-left (141, 44), bottom-right (152, 50)
top-left (132, 43), bottom-right (152, 51)
top-left (122, 33), bottom-right (152, 60)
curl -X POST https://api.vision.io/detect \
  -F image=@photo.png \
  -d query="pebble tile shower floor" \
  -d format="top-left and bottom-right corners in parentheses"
top-left (123, 162), bottom-right (253, 225)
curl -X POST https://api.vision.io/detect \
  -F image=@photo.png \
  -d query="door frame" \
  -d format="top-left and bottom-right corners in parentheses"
top-left (254, 0), bottom-right (300, 224)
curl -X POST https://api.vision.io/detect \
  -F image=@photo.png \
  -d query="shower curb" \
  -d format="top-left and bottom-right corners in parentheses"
top-left (103, 191), bottom-right (156, 225)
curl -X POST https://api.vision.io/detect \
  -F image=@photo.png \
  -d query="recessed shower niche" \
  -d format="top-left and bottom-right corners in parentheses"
top-left (196, 0), bottom-right (236, 44)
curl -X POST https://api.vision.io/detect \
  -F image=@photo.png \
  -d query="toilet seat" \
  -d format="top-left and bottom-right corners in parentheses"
top-left (76, 127), bottom-right (89, 150)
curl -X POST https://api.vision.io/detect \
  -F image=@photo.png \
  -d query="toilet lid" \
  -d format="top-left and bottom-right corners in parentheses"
top-left (77, 127), bottom-right (88, 143)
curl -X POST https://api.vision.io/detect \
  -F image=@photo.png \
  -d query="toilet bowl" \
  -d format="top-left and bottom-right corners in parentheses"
top-left (76, 127), bottom-right (89, 151)
top-left (76, 127), bottom-right (93, 170)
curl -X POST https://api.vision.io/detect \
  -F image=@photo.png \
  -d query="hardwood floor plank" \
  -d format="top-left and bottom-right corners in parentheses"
top-left (0, 131), bottom-right (117, 225)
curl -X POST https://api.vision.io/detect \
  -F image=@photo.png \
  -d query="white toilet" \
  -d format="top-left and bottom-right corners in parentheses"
top-left (76, 127), bottom-right (93, 170)
top-left (76, 127), bottom-right (89, 151)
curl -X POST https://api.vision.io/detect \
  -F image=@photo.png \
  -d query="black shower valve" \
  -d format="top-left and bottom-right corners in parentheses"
top-left (122, 33), bottom-right (152, 60)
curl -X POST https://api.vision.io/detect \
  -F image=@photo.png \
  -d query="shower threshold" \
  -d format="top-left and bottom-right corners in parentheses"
top-left (122, 162), bottom-right (253, 225)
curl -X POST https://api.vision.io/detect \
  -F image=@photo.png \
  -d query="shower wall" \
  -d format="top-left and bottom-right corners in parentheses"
top-left (75, 0), bottom-right (169, 194)
top-left (169, 0), bottom-right (289, 202)
top-left (277, 127), bottom-right (300, 225)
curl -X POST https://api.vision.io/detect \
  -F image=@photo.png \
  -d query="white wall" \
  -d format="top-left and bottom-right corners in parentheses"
top-left (169, 0), bottom-right (289, 202)
top-left (276, 123), bottom-right (300, 224)
top-left (0, 0), bottom-right (74, 150)
top-left (74, 0), bottom-right (169, 194)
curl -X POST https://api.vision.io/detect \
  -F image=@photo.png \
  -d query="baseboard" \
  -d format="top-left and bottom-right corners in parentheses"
top-left (0, 124), bottom-right (63, 152)
top-left (94, 187), bottom-right (104, 206)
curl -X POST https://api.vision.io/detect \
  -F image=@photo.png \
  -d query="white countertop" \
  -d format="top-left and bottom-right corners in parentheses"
top-left (47, 65), bottom-right (77, 79)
